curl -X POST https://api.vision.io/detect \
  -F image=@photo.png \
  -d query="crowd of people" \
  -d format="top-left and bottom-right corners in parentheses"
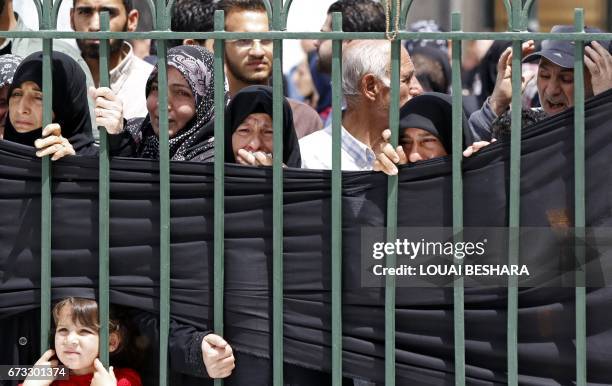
top-left (1, 0), bottom-right (611, 385)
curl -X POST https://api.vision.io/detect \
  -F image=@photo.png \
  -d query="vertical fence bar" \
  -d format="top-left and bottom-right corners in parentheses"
top-left (271, 0), bottom-right (284, 384)
top-left (155, 0), bottom-right (170, 383)
top-left (330, 11), bottom-right (343, 386)
top-left (97, 11), bottom-right (111, 367)
top-left (507, 1), bottom-right (524, 384)
top-left (450, 13), bottom-right (465, 386)
top-left (39, 0), bottom-right (53, 355)
top-left (385, 10), bottom-right (400, 384)
top-left (213, 10), bottom-right (226, 386)
top-left (573, 9), bottom-right (587, 386)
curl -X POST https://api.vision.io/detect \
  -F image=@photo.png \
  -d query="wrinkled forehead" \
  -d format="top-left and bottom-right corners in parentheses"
top-left (538, 57), bottom-right (573, 74)
top-left (240, 112), bottom-right (272, 126)
top-left (73, 0), bottom-right (127, 12)
top-left (403, 127), bottom-right (440, 138)
top-left (15, 80), bottom-right (42, 91)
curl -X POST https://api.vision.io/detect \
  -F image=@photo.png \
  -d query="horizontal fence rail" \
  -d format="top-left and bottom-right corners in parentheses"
top-left (2, 0), bottom-right (611, 385)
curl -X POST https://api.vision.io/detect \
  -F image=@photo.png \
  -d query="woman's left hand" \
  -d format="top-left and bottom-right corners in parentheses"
top-left (34, 123), bottom-right (75, 161)
top-left (462, 139), bottom-right (496, 157)
top-left (90, 86), bottom-right (124, 134)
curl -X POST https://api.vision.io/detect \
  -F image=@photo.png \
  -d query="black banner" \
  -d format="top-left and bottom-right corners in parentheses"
top-left (2, 89), bottom-right (612, 384)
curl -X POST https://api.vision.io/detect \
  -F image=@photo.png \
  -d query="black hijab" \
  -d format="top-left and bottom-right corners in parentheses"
top-left (398, 92), bottom-right (471, 155)
top-left (222, 85), bottom-right (301, 167)
top-left (126, 45), bottom-right (216, 161)
top-left (3, 51), bottom-right (94, 153)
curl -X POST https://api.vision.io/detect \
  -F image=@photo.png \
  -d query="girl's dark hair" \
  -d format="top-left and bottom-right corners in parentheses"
top-left (51, 297), bottom-right (129, 358)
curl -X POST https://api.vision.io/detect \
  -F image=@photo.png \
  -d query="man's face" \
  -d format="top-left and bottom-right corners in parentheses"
top-left (378, 47), bottom-right (424, 111)
top-left (537, 58), bottom-right (594, 116)
top-left (314, 14), bottom-right (332, 73)
top-left (71, 0), bottom-right (138, 59)
top-left (224, 10), bottom-right (272, 86)
top-left (400, 127), bottom-right (447, 163)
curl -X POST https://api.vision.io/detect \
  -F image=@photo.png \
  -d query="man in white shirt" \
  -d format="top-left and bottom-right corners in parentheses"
top-left (300, 40), bottom-right (423, 171)
top-left (71, 0), bottom-right (153, 122)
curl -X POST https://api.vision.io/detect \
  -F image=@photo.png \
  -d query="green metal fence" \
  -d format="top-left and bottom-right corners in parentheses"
top-left (1, 0), bottom-right (611, 384)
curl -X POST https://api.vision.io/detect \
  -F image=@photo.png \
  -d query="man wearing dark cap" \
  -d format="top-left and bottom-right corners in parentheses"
top-left (469, 25), bottom-right (612, 142)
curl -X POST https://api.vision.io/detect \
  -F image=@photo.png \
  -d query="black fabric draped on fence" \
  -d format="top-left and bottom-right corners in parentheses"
top-left (2, 89), bottom-right (612, 385)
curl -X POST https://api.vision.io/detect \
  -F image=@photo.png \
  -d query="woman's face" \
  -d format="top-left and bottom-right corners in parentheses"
top-left (146, 66), bottom-right (196, 138)
top-left (232, 112), bottom-right (273, 159)
top-left (0, 85), bottom-right (9, 138)
top-left (8, 81), bottom-right (44, 133)
top-left (400, 127), bottom-right (447, 163)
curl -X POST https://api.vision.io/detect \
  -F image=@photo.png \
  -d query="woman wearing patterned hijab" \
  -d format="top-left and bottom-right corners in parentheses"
top-left (125, 45), bottom-right (216, 160)
top-left (0, 54), bottom-right (22, 138)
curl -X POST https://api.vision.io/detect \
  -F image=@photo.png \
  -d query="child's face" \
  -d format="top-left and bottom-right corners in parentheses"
top-left (54, 306), bottom-right (99, 375)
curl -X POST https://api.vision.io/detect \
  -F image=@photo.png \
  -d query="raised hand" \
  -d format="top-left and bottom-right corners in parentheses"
top-left (90, 86), bottom-right (124, 135)
top-left (584, 41), bottom-right (612, 96)
top-left (490, 41), bottom-right (536, 116)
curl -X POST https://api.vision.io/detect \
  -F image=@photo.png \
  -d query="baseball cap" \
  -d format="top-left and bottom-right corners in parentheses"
top-left (523, 25), bottom-right (610, 68)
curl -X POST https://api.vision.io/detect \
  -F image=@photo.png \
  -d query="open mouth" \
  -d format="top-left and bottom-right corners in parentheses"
top-left (546, 100), bottom-right (566, 111)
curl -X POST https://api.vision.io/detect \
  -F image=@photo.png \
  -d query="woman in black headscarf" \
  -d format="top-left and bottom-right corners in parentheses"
top-left (373, 92), bottom-right (472, 174)
top-left (124, 45), bottom-right (217, 161)
top-left (397, 92), bottom-right (471, 161)
top-left (3, 51), bottom-right (95, 159)
top-left (190, 85), bottom-right (301, 167)
top-left (227, 85), bottom-right (300, 167)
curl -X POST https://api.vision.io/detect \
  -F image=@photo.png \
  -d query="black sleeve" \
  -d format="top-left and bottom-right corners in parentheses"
top-left (108, 129), bottom-right (138, 157)
top-left (168, 319), bottom-right (211, 378)
top-left (127, 309), bottom-right (211, 379)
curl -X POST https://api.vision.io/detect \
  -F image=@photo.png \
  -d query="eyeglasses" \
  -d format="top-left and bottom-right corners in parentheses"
top-left (226, 39), bottom-right (273, 50)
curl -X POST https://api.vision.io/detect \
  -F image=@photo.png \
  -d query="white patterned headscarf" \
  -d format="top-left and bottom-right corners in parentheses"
top-left (127, 45), bottom-right (216, 160)
top-left (0, 54), bottom-right (22, 88)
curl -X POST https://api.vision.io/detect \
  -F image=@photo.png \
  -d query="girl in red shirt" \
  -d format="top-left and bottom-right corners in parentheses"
top-left (21, 297), bottom-right (142, 386)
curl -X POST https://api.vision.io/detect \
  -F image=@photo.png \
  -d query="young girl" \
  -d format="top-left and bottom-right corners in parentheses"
top-left (22, 297), bottom-right (142, 386)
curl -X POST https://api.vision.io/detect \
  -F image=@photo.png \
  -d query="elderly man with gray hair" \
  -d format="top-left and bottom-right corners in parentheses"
top-left (299, 39), bottom-right (423, 170)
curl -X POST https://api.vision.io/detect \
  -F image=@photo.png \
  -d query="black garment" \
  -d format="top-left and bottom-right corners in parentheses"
top-left (3, 51), bottom-right (95, 155)
top-left (188, 85), bottom-right (301, 166)
top-left (2, 90), bottom-right (612, 384)
top-left (0, 41), bottom-right (12, 56)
